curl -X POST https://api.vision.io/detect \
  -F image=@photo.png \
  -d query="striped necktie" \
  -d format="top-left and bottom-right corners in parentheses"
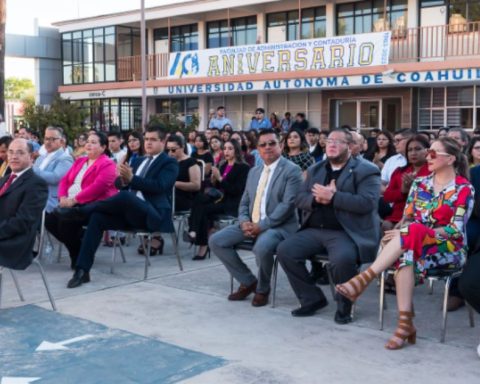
top-left (252, 166), bottom-right (270, 223)
top-left (0, 173), bottom-right (17, 197)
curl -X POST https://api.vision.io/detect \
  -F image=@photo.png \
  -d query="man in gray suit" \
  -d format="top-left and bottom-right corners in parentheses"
top-left (277, 128), bottom-right (381, 323)
top-left (209, 129), bottom-right (303, 307)
top-left (33, 126), bottom-right (73, 213)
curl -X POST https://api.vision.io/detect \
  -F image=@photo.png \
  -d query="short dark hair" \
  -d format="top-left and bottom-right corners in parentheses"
top-left (306, 127), bottom-right (320, 135)
top-left (329, 128), bottom-right (354, 144)
top-left (145, 125), bottom-right (167, 140)
top-left (195, 133), bottom-right (209, 150)
top-left (89, 131), bottom-right (111, 156)
top-left (107, 131), bottom-right (123, 140)
top-left (217, 106), bottom-right (225, 111)
top-left (0, 135), bottom-right (13, 147)
top-left (258, 128), bottom-right (280, 141)
top-left (167, 134), bottom-right (185, 148)
top-left (255, 107), bottom-right (265, 114)
top-left (394, 128), bottom-right (414, 138)
top-left (296, 113), bottom-right (305, 119)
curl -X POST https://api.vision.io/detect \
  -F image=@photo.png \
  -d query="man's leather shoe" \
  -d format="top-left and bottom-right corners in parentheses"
top-left (447, 296), bottom-right (465, 312)
top-left (291, 298), bottom-right (328, 317)
top-left (67, 269), bottom-right (90, 288)
top-left (335, 296), bottom-right (353, 324)
top-left (334, 310), bottom-right (353, 324)
top-left (251, 291), bottom-right (270, 307)
top-left (54, 207), bottom-right (87, 221)
top-left (228, 281), bottom-right (257, 301)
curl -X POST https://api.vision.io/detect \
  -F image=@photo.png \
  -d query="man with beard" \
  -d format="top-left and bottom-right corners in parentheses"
top-left (276, 128), bottom-right (381, 324)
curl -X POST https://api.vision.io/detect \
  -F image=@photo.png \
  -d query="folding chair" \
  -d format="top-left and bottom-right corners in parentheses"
top-left (0, 210), bottom-right (57, 311)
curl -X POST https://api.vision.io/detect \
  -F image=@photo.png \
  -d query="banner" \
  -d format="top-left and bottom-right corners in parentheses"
top-left (168, 32), bottom-right (391, 79)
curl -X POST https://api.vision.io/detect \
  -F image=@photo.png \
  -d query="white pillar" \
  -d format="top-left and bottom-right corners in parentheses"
top-left (257, 93), bottom-right (268, 111)
top-left (256, 12), bottom-right (265, 44)
top-left (198, 95), bottom-right (209, 131)
top-left (325, 3), bottom-right (335, 37)
top-left (198, 21), bottom-right (206, 49)
top-left (408, 0), bottom-right (418, 28)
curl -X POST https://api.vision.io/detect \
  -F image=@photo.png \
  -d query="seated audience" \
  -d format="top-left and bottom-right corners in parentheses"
top-left (57, 126), bottom-right (178, 288)
top-left (276, 128), bottom-right (381, 323)
top-left (305, 127), bottom-right (324, 162)
top-left (0, 139), bottom-right (48, 270)
top-left (108, 131), bottom-right (127, 164)
top-left (0, 135), bottom-right (13, 177)
top-left (73, 133), bottom-right (88, 159)
top-left (231, 132), bottom-right (255, 168)
top-left (381, 129), bottom-right (413, 187)
top-left (244, 131), bottom-right (262, 167)
top-left (192, 133), bottom-right (214, 177)
top-left (291, 113), bottom-right (309, 132)
top-left (166, 134), bottom-right (201, 212)
top-left (364, 131), bottom-right (396, 170)
top-left (447, 127), bottom-right (469, 153)
top-left (250, 108), bottom-right (272, 131)
top-left (269, 112), bottom-right (280, 131)
top-left (33, 126), bottom-right (73, 213)
top-left (209, 106), bottom-right (232, 130)
top-left (283, 129), bottom-right (315, 177)
top-left (382, 135), bottom-right (430, 231)
top-left (209, 136), bottom-right (224, 166)
top-left (210, 129), bottom-right (303, 306)
top-left (187, 139), bottom-right (250, 260)
top-left (437, 127), bottom-right (449, 138)
top-left (280, 112), bottom-right (292, 133)
top-left (467, 137), bottom-right (480, 167)
top-left (46, 131), bottom-right (117, 269)
top-left (336, 137), bottom-right (474, 350)
top-left (122, 131), bottom-right (145, 166)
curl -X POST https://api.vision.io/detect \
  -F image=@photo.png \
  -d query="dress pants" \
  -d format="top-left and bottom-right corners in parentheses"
top-left (209, 224), bottom-right (285, 294)
top-left (76, 191), bottom-right (153, 272)
top-left (459, 251), bottom-right (480, 313)
top-left (277, 228), bottom-right (359, 307)
top-left (45, 212), bottom-right (88, 268)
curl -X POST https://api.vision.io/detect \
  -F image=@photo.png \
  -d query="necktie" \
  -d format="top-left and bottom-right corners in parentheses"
top-left (138, 156), bottom-right (153, 178)
top-left (252, 166), bottom-right (270, 223)
top-left (0, 173), bottom-right (17, 197)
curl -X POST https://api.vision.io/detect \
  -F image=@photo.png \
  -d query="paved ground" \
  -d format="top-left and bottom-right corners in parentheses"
top-left (0, 235), bottom-right (479, 383)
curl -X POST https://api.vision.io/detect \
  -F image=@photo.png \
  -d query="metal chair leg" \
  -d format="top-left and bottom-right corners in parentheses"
top-left (379, 271), bottom-right (386, 330)
top-left (56, 243), bottom-right (63, 263)
top-left (271, 258), bottom-right (279, 308)
top-left (441, 276), bottom-right (452, 343)
top-left (230, 274), bottom-right (234, 294)
top-left (144, 235), bottom-right (152, 280)
top-left (170, 232), bottom-right (183, 271)
top-left (324, 262), bottom-right (336, 300)
top-left (9, 270), bottom-right (25, 302)
top-left (467, 303), bottom-right (475, 328)
top-left (33, 259), bottom-right (57, 311)
top-left (0, 267), bottom-right (3, 308)
top-left (428, 278), bottom-right (434, 295)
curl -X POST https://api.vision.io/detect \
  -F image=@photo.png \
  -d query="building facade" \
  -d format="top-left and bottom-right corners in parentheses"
top-left (54, 0), bottom-right (480, 133)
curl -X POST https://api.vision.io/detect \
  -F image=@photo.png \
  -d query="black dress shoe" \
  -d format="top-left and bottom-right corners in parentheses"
top-left (334, 297), bottom-right (353, 324)
top-left (54, 207), bottom-right (87, 221)
top-left (291, 298), bottom-right (328, 317)
top-left (67, 269), bottom-right (90, 288)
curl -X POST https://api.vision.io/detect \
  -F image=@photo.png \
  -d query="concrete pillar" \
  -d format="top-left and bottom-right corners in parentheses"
top-left (147, 27), bottom-right (154, 54)
top-left (325, 3), bottom-right (335, 37)
top-left (407, 0), bottom-right (418, 28)
top-left (257, 93), bottom-right (268, 110)
top-left (256, 13), bottom-right (266, 44)
top-left (198, 21), bottom-right (206, 49)
top-left (198, 95), bottom-right (209, 131)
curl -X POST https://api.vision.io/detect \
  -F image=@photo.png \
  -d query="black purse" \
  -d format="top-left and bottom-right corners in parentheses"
top-left (205, 187), bottom-right (224, 203)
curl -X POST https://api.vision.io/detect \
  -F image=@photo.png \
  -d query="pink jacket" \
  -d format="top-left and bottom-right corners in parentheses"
top-left (58, 154), bottom-right (118, 204)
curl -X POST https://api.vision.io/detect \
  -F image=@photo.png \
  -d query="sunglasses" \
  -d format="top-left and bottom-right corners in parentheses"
top-left (167, 147), bottom-right (179, 153)
top-left (426, 149), bottom-right (451, 159)
top-left (258, 141), bottom-right (278, 148)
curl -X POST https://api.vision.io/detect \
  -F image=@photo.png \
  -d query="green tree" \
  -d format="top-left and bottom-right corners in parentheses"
top-left (5, 77), bottom-right (35, 100)
top-left (22, 94), bottom-right (86, 142)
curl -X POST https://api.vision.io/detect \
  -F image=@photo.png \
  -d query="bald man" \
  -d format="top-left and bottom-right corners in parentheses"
top-left (0, 139), bottom-right (48, 270)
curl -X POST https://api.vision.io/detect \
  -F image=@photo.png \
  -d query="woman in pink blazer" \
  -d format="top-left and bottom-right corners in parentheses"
top-left (46, 131), bottom-right (118, 268)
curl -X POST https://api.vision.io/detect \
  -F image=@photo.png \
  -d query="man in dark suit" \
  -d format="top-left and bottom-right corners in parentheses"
top-left (277, 128), bottom-right (381, 323)
top-left (209, 129), bottom-right (303, 307)
top-left (60, 126), bottom-right (179, 288)
top-left (0, 138), bottom-right (48, 270)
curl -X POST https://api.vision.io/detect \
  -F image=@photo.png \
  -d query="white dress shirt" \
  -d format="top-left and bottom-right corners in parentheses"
top-left (381, 153), bottom-right (407, 184)
top-left (135, 154), bottom-right (160, 201)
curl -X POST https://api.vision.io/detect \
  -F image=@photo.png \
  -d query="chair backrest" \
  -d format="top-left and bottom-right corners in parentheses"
top-left (196, 159), bottom-right (206, 182)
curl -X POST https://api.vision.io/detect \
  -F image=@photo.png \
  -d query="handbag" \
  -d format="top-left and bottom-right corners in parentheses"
top-left (205, 187), bottom-right (224, 203)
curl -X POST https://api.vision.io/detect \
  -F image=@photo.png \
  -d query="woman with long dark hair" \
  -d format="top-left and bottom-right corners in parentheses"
top-left (283, 129), bottom-right (315, 177)
top-left (467, 137), bottom-right (480, 167)
top-left (187, 139), bottom-right (249, 260)
top-left (192, 133), bottom-right (214, 176)
top-left (122, 131), bottom-right (145, 166)
top-left (364, 131), bottom-right (396, 170)
top-left (336, 137), bottom-right (474, 350)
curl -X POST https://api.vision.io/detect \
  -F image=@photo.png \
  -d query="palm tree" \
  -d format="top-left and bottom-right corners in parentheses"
top-left (0, 0), bottom-right (5, 120)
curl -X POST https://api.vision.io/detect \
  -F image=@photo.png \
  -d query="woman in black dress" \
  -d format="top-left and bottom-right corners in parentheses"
top-left (192, 133), bottom-right (214, 177)
top-left (188, 139), bottom-right (250, 260)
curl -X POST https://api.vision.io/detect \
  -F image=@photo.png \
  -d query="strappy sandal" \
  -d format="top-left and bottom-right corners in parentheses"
top-left (335, 267), bottom-right (377, 302)
top-left (385, 311), bottom-right (416, 350)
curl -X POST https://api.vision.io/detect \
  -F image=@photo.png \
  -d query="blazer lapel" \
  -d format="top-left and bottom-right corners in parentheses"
top-left (336, 157), bottom-right (356, 191)
top-left (145, 153), bottom-right (165, 177)
top-left (1, 169), bottom-right (31, 197)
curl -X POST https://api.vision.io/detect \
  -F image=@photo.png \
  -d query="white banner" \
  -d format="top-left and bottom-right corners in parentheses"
top-left (168, 32), bottom-right (391, 79)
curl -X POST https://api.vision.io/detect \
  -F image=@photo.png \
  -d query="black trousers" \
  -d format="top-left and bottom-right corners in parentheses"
top-left (45, 212), bottom-right (88, 268)
top-left (459, 251), bottom-right (480, 313)
top-left (277, 227), bottom-right (359, 309)
top-left (76, 191), bottom-right (152, 272)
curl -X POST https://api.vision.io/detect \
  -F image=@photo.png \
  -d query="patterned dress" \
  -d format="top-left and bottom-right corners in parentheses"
top-left (398, 174), bottom-right (474, 278)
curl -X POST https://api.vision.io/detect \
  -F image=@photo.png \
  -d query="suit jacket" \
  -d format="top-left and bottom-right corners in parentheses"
top-left (115, 152), bottom-right (179, 233)
top-left (58, 154), bottom-right (117, 204)
top-left (215, 162), bottom-right (250, 215)
top-left (238, 157), bottom-right (302, 235)
top-left (296, 156), bottom-right (381, 263)
top-left (309, 144), bottom-right (324, 163)
top-left (470, 165), bottom-right (480, 219)
top-left (0, 168), bottom-right (48, 270)
top-left (33, 148), bottom-right (73, 212)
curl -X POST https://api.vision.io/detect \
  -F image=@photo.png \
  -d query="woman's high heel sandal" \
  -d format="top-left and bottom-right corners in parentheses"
top-left (192, 247), bottom-right (210, 261)
top-left (385, 311), bottom-right (416, 350)
top-left (335, 267), bottom-right (377, 302)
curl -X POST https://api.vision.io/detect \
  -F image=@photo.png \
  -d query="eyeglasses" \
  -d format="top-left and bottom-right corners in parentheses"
top-left (44, 137), bottom-right (61, 142)
top-left (393, 138), bottom-right (406, 144)
top-left (258, 141), bottom-right (278, 148)
top-left (167, 147), bottom-right (179, 153)
top-left (128, 138), bottom-right (139, 143)
top-left (326, 139), bottom-right (348, 146)
top-left (426, 149), bottom-right (451, 159)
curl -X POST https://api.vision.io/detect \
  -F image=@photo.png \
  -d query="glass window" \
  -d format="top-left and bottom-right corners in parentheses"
top-left (447, 86), bottom-right (474, 106)
top-left (336, 0), bottom-right (407, 35)
top-left (267, 10), bottom-right (306, 41)
top-left (450, 0), bottom-right (480, 23)
top-left (232, 16), bottom-right (257, 46)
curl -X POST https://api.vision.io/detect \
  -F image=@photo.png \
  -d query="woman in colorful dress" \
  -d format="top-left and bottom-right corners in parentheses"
top-left (336, 137), bottom-right (474, 350)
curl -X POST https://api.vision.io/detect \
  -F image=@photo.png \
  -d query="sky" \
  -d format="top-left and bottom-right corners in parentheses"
top-left (5, 0), bottom-right (190, 79)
